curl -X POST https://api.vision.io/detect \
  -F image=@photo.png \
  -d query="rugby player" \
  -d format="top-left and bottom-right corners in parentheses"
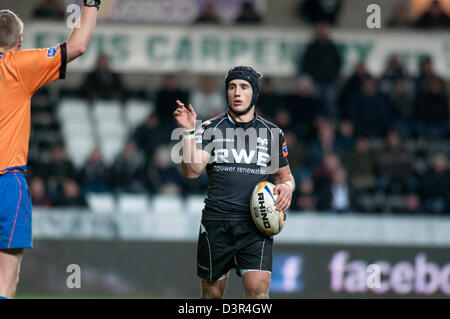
top-left (0, 0), bottom-right (101, 299)
top-left (173, 66), bottom-right (295, 299)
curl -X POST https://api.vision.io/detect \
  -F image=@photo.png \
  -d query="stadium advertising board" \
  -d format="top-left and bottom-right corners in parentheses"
top-left (26, 24), bottom-right (450, 77)
top-left (273, 244), bottom-right (450, 298)
top-left (18, 240), bottom-right (450, 298)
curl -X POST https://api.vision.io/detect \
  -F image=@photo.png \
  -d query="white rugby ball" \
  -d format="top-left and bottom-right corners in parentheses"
top-left (250, 181), bottom-right (286, 236)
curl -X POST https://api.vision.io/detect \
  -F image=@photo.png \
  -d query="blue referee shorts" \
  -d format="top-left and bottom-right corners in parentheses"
top-left (0, 171), bottom-right (32, 249)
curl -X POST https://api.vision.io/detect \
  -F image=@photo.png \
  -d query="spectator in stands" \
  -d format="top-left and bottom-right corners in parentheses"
top-left (344, 76), bottom-right (391, 137)
top-left (288, 76), bottom-right (323, 138)
top-left (155, 74), bottom-right (189, 125)
top-left (312, 152), bottom-right (341, 194)
top-left (29, 176), bottom-right (54, 207)
top-left (419, 153), bottom-right (450, 214)
top-left (54, 179), bottom-right (88, 208)
top-left (33, 0), bottom-right (65, 21)
top-left (347, 137), bottom-right (376, 191)
top-left (403, 193), bottom-right (422, 214)
top-left (328, 167), bottom-right (354, 212)
top-left (133, 113), bottom-right (167, 158)
top-left (299, 0), bottom-right (342, 26)
top-left (80, 148), bottom-right (110, 194)
top-left (388, 2), bottom-right (412, 28)
top-left (235, 1), bottom-right (262, 24)
top-left (300, 22), bottom-right (343, 118)
top-left (308, 119), bottom-right (345, 170)
top-left (146, 145), bottom-right (186, 195)
top-left (110, 141), bottom-right (147, 194)
top-left (81, 54), bottom-right (124, 101)
top-left (257, 77), bottom-right (284, 121)
top-left (335, 119), bottom-right (356, 161)
top-left (190, 75), bottom-right (225, 121)
top-left (273, 109), bottom-right (293, 132)
top-left (44, 144), bottom-right (78, 198)
top-left (414, 75), bottom-right (449, 138)
top-left (414, 55), bottom-right (440, 94)
top-left (389, 78), bottom-right (416, 137)
top-left (379, 54), bottom-right (411, 94)
top-left (283, 130), bottom-right (306, 181)
top-left (376, 130), bottom-right (414, 195)
top-left (312, 152), bottom-right (350, 211)
top-left (414, 0), bottom-right (450, 29)
top-left (293, 178), bottom-right (317, 211)
top-left (195, 1), bottom-right (221, 24)
top-left (338, 61), bottom-right (370, 118)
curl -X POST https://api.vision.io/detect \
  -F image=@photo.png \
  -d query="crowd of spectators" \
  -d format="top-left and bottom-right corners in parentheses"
top-left (194, 1), bottom-right (263, 25)
top-left (32, 0), bottom-right (264, 25)
top-left (27, 0), bottom-right (450, 215)
top-left (389, 0), bottom-right (450, 29)
top-left (27, 43), bottom-right (450, 214)
top-left (31, 0), bottom-right (450, 30)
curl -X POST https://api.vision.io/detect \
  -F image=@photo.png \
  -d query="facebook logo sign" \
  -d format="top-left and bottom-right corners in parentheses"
top-left (270, 253), bottom-right (303, 293)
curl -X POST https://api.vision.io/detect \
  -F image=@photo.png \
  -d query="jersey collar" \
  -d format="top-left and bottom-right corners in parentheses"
top-left (226, 111), bottom-right (258, 127)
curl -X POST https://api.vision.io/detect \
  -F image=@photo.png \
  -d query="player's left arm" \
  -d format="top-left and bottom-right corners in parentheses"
top-left (272, 165), bottom-right (295, 212)
top-left (271, 128), bottom-right (295, 212)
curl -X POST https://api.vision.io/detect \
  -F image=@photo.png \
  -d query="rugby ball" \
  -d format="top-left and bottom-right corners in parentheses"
top-left (250, 181), bottom-right (286, 236)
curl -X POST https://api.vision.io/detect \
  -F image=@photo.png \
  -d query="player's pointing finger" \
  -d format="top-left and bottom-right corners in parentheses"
top-left (176, 100), bottom-right (185, 108)
top-left (187, 104), bottom-right (196, 116)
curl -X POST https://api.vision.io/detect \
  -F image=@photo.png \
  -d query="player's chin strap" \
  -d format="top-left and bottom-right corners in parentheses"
top-left (228, 103), bottom-right (254, 116)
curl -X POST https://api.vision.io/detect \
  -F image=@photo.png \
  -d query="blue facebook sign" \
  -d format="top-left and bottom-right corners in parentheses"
top-left (271, 253), bottom-right (304, 293)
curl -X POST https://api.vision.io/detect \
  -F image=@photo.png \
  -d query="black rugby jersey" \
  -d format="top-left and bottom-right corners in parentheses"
top-left (195, 112), bottom-right (289, 220)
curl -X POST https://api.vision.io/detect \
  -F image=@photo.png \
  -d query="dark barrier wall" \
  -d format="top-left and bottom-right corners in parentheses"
top-left (17, 240), bottom-right (450, 298)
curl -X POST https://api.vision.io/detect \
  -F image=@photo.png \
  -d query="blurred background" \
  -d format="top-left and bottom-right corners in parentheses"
top-left (3, 0), bottom-right (450, 298)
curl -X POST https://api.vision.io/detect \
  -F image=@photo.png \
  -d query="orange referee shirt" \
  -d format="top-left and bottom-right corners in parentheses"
top-left (0, 43), bottom-right (66, 175)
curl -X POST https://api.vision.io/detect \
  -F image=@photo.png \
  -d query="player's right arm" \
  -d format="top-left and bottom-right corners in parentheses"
top-left (173, 100), bottom-right (210, 179)
top-left (66, 1), bottom-right (100, 63)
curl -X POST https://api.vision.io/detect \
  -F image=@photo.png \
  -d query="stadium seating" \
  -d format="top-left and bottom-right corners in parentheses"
top-left (57, 98), bottom-right (146, 166)
top-left (152, 195), bottom-right (184, 214)
top-left (124, 99), bottom-right (154, 129)
top-left (117, 193), bottom-right (150, 213)
top-left (86, 193), bottom-right (116, 214)
top-left (185, 195), bottom-right (205, 215)
top-left (66, 137), bottom-right (96, 168)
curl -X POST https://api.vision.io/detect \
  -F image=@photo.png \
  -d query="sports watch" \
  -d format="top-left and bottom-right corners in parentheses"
top-left (84, 0), bottom-right (101, 9)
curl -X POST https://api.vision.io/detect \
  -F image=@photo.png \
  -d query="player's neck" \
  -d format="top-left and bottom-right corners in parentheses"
top-left (228, 108), bottom-right (256, 124)
top-left (0, 48), bottom-right (15, 54)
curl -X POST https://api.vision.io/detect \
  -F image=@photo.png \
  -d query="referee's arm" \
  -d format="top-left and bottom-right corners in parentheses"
top-left (66, 3), bottom-right (99, 63)
top-left (273, 166), bottom-right (295, 212)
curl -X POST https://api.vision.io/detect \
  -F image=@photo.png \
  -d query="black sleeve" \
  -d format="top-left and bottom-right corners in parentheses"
top-left (59, 42), bottom-right (67, 80)
top-left (278, 129), bottom-right (289, 168)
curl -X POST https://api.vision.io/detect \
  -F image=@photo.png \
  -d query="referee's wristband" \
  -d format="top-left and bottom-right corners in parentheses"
top-left (84, 0), bottom-right (101, 9)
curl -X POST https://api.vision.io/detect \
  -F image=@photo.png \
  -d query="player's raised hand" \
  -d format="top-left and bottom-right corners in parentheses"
top-left (173, 100), bottom-right (197, 130)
